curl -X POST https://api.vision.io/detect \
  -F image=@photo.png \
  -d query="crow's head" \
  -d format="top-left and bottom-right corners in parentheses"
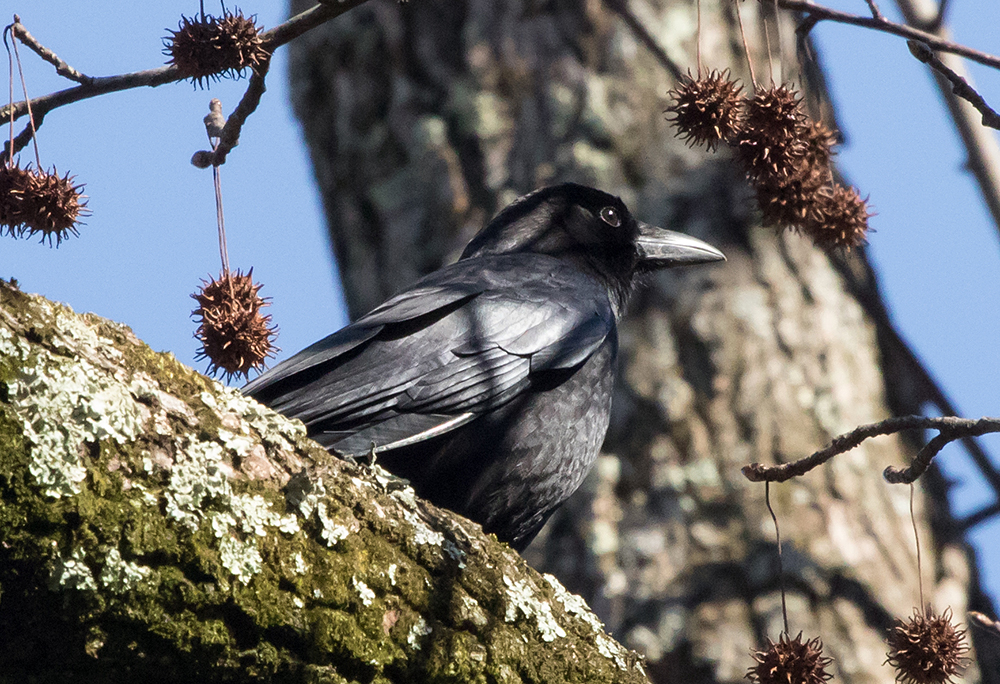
top-left (461, 183), bottom-right (725, 309)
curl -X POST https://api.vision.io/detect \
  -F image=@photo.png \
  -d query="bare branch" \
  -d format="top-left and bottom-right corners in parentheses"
top-left (742, 415), bottom-right (1000, 484)
top-left (0, 0), bottom-right (371, 158)
top-left (9, 17), bottom-right (91, 84)
top-left (907, 40), bottom-right (1000, 130)
top-left (959, 501), bottom-right (1000, 532)
top-left (970, 611), bottom-right (1000, 640)
top-left (894, 0), bottom-right (1000, 239)
top-left (603, 0), bottom-right (684, 82)
top-left (211, 58), bottom-right (271, 166)
top-left (863, 0), bottom-right (886, 21)
top-left (777, 0), bottom-right (1000, 71)
top-left (927, 0), bottom-right (951, 32)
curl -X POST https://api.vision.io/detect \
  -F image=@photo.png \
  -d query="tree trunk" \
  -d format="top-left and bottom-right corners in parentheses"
top-left (287, 0), bottom-right (995, 681)
top-left (0, 281), bottom-right (646, 683)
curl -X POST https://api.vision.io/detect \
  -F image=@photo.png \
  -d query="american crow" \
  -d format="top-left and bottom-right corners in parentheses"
top-left (245, 183), bottom-right (724, 550)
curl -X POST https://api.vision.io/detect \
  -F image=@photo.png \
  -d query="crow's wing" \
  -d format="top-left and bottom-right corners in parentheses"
top-left (243, 254), bottom-right (615, 455)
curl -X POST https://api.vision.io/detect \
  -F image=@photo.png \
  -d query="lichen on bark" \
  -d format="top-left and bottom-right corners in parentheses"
top-left (0, 280), bottom-right (647, 683)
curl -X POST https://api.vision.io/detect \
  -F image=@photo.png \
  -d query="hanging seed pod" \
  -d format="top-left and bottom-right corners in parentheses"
top-left (165, 8), bottom-right (269, 87)
top-left (754, 161), bottom-right (830, 229)
top-left (1, 164), bottom-right (89, 245)
top-left (666, 69), bottom-right (744, 151)
top-left (803, 184), bottom-right (872, 250)
top-left (192, 269), bottom-right (278, 380)
top-left (735, 84), bottom-right (808, 182)
top-left (800, 120), bottom-right (839, 171)
top-left (746, 632), bottom-right (833, 684)
top-left (886, 607), bottom-right (970, 684)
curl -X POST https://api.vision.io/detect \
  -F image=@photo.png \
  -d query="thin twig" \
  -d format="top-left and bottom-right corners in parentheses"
top-left (604, 0), bottom-right (684, 82)
top-left (907, 40), bottom-right (1000, 130)
top-left (9, 17), bottom-right (91, 84)
top-left (959, 501), bottom-right (1000, 532)
top-left (742, 415), bottom-right (1000, 484)
top-left (863, 0), bottom-right (886, 21)
top-left (214, 162), bottom-right (228, 275)
top-left (735, 0), bottom-right (757, 89)
top-left (203, 99), bottom-right (230, 275)
top-left (969, 611), bottom-right (1000, 640)
top-left (212, 58), bottom-right (270, 166)
top-left (0, 0), bottom-right (371, 158)
top-left (782, 0), bottom-right (1000, 71)
top-left (9, 24), bottom-right (40, 167)
top-left (762, 10), bottom-right (774, 84)
top-left (894, 0), bottom-right (1000, 244)
top-left (772, 0), bottom-right (784, 85)
top-left (5, 26), bottom-right (13, 167)
top-left (696, 0), bottom-right (702, 78)
top-left (910, 484), bottom-right (925, 612)
top-left (766, 482), bottom-right (790, 636)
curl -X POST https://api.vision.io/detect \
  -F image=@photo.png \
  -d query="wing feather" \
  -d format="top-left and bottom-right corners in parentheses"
top-left (244, 253), bottom-right (615, 454)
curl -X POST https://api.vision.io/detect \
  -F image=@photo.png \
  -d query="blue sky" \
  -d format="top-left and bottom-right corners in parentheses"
top-left (6, 2), bottom-right (999, 609)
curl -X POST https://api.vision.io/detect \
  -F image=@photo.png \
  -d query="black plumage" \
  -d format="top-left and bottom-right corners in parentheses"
top-left (244, 183), bottom-right (724, 550)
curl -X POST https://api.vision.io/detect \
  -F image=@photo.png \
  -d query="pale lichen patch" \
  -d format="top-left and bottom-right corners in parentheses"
top-left (502, 575), bottom-right (566, 642)
top-left (294, 477), bottom-right (358, 547)
top-left (352, 576), bottom-right (375, 606)
top-left (162, 439), bottom-right (297, 582)
top-left (391, 487), bottom-right (446, 547)
top-left (50, 545), bottom-right (98, 592)
top-left (407, 616), bottom-right (432, 650)
top-left (457, 593), bottom-right (489, 629)
top-left (100, 548), bottom-right (152, 593)
top-left (215, 386), bottom-right (306, 450)
top-left (596, 633), bottom-right (631, 671)
top-left (11, 348), bottom-right (145, 498)
top-left (543, 573), bottom-right (604, 633)
top-left (218, 535), bottom-right (263, 584)
top-left (165, 441), bottom-right (231, 529)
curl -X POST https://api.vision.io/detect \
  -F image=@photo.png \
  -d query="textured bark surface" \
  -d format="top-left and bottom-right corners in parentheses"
top-left (0, 281), bottom-right (646, 683)
top-left (287, 1), bottom-right (998, 682)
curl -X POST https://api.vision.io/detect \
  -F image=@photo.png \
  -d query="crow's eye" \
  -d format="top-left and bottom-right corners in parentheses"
top-left (599, 206), bottom-right (621, 227)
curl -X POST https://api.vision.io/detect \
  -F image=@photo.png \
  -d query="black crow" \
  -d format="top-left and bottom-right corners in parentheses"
top-left (245, 183), bottom-right (724, 550)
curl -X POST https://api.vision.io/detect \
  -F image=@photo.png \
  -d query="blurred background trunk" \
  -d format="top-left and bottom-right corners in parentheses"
top-left (287, 0), bottom-right (997, 680)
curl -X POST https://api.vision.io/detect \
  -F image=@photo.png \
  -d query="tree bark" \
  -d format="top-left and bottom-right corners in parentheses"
top-left (0, 281), bottom-right (646, 683)
top-left (287, 0), bottom-right (996, 681)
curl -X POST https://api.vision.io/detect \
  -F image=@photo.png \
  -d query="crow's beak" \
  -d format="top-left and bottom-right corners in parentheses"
top-left (636, 222), bottom-right (726, 268)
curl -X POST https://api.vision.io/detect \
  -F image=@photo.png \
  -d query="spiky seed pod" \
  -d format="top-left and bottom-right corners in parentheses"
top-left (735, 85), bottom-right (808, 181)
top-left (1, 164), bottom-right (89, 245)
top-left (165, 9), bottom-right (269, 87)
top-left (801, 120), bottom-right (839, 171)
top-left (803, 184), bottom-right (872, 249)
top-left (754, 162), bottom-right (830, 229)
top-left (0, 164), bottom-right (33, 237)
top-left (192, 270), bottom-right (278, 380)
top-left (666, 70), bottom-right (744, 151)
top-left (886, 607), bottom-right (970, 684)
top-left (746, 632), bottom-right (833, 684)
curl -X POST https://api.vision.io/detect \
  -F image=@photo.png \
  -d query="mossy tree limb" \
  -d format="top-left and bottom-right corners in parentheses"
top-left (0, 280), bottom-right (647, 684)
